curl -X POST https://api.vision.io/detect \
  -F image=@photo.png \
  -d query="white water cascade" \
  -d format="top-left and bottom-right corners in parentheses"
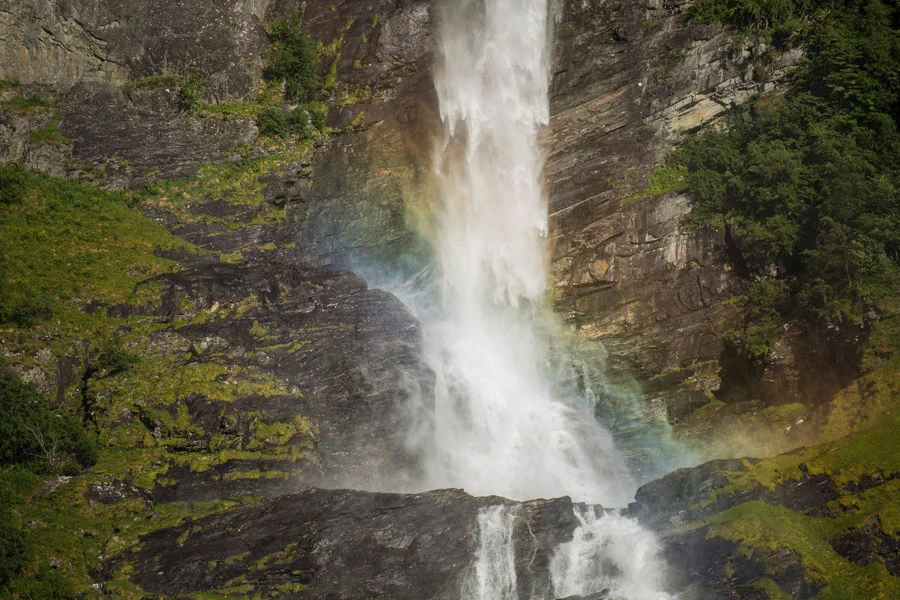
top-left (550, 507), bottom-right (672, 600)
top-left (397, 0), bottom-right (674, 598)
top-left (407, 0), bottom-right (632, 508)
top-left (461, 505), bottom-right (521, 600)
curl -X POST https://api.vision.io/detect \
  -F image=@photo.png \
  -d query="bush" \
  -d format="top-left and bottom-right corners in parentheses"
top-left (0, 363), bottom-right (98, 475)
top-left (263, 13), bottom-right (321, 103)
top-left (3, 562), bottom-right (76, 599)
top-left (0, 519), bottom-right (30, 589)
top-left (256, 103), bottom-right (327, 140)
top-left (676, 0), bottom-right (900, 348)
top-left (0, 163), bottom-right (27, 205)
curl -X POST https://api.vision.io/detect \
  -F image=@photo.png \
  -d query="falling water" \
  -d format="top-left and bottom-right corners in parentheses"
top-left (550, 507), bottom-right (672, 600)
top-left (408, 0), bottom-right (632, 508)
top-left (398, 0), bottom-right (674, 598)
top-left (461, 505), bottom-right (521, 600)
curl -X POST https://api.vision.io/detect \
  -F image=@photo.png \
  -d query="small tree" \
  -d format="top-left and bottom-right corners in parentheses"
top-left (263, 13), bottom-right (321, 103)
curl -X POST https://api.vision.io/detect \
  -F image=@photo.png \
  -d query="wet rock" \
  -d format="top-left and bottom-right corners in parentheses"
top-left (630, 457), bottom-right (839, 530)
top-left (126, 488), bottom-right (580, 600)
top-left (628, 459), bottom-right (749, 528)
top-left (662, 527), bottom-right (820, 599)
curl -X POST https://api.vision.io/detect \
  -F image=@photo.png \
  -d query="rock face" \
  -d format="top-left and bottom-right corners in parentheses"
top-left (64, 84), bottom-right (257, 188)
top-left (0, 0), bottom-right (268, 96)
top-left (546, 0), bottom-right (801, 428)
top-left (293, 0), bottom-right (438, 271)
top-left (139, 259), bottom-right (433, 500)
top-left (125, 488), bottom-right (580, 600)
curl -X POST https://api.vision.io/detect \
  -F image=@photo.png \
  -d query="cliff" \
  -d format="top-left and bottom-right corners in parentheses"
top-left (1, 0), bottom-right (899, 598)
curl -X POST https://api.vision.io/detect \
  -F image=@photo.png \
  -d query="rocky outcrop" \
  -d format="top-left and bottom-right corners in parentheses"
top-left (547, 0), bottom-right (803, 431)
top-left (123, 488), bottom-right (580, 599)
top-left (0, 0), bottom-right (268, 97)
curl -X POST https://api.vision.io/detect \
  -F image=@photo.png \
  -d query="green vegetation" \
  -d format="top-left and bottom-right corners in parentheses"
top-left (626, 162), bottom-right (689, 202)
top-left (0, 363), bottom-right (97, 475)
top-left (687, 0), bottom-right (821, 43)
top-left (122, 72), bottom-right (208, 113)
top-left (0, 164), bottom-right (312, 596)
top-left (256, 101), bottom-right (327, 138)
top-left (28, 119), bottom-right (71, 147)
top-left (1, 95), bottom-right (56, 113)
top-left (256, 12), bottom-right (330, 140)
top-left (0, 363), bottom-right (97, 597)
top-left (673, 0), bottom-right (900, 356)
top-left (0, 163), bottom-right (182, 327)
top-left (263, 13), bottom-right (321, 103)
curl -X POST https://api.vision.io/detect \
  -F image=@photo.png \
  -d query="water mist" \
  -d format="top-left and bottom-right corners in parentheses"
top-left (395, 0), bottom-right (674, 598)
top-left (404, 0), bottom-right (633, 508)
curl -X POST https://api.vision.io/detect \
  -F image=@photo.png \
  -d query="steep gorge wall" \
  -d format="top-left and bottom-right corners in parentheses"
top-left (547, 0), bottom-right (802, 434)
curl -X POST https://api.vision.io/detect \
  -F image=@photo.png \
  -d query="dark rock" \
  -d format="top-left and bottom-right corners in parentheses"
top-left (830, 516), bottom-right (900, 576)
top-left (62, 84), bottom-right (255, 187)
top-left (662, 527), bottom-right (821, 599)
top-left (628, 459), bottom-right (748, 528)
top-left (630, 457), bottom-right (839, 529)
top-left (127, 488), bottom-right (580, 600)
top-left (84, 478), bottom-right (153, 506)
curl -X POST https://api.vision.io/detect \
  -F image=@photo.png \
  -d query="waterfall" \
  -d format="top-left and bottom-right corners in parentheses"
top-left (405, 0), bottom-right (632, 508)
top-left (550, 507), bottom-right (672, 600)
top-left (393, 0), bottom-right (674, 598)
top-left (462, 505), bottom-right (521, 600)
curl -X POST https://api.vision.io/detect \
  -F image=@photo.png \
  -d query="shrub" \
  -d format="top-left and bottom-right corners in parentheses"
top-left (0, 363), bottom-right (98, 475)
top-left (263, 13), bottom-right (321, 103)
top-left (0, 163), bottom-right (27, 205)
top-left (256, 103), bottom-right (327, 140)
top-left (0, 519), bottom-right (30, 589)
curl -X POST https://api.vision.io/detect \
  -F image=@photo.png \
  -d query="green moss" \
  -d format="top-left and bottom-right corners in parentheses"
top-left (625, 163), bottom-right (688, 203)
top-left (0, 79), bottom-right (20, 91)
top-left (28, 119), bottom-right (71, 147)
top-left (754, 578), bottom-right (792, 599)
top-left (708, 502), bottom-right (900, 598)
top-left (250, 320), bottom-right (269, 337)
top-left (0, 166), bottom-right (184, 329)
top-left (1, 95), bottom-right (56, 113)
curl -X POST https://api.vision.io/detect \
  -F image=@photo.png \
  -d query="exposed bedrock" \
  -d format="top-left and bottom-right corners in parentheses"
top-left (123, 488), bottom-right (579, 600)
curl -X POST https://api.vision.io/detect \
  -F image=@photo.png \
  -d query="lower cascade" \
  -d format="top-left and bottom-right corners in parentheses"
top-left (463, 505), bottom-right (672, 600)
top-left (463, 506), bottom-right (521, 600)
top-left (550, 507), bottom-right (672, 600)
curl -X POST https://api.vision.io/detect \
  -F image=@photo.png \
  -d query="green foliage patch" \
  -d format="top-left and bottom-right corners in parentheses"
top-left (0, 95), bottom-right (56, 113)
top-left (674, 0), bottom-right (900, 354)
top-left (263, 13), bottom-right (321, 104)
top-left (0, 164), bottom-right (182, 327)
top-left (0, 362), bottom-right (97, 475)
top-left (28, 119), bottom-right (71, 147)
top-left (258, 13), bottom-right (328, 140)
